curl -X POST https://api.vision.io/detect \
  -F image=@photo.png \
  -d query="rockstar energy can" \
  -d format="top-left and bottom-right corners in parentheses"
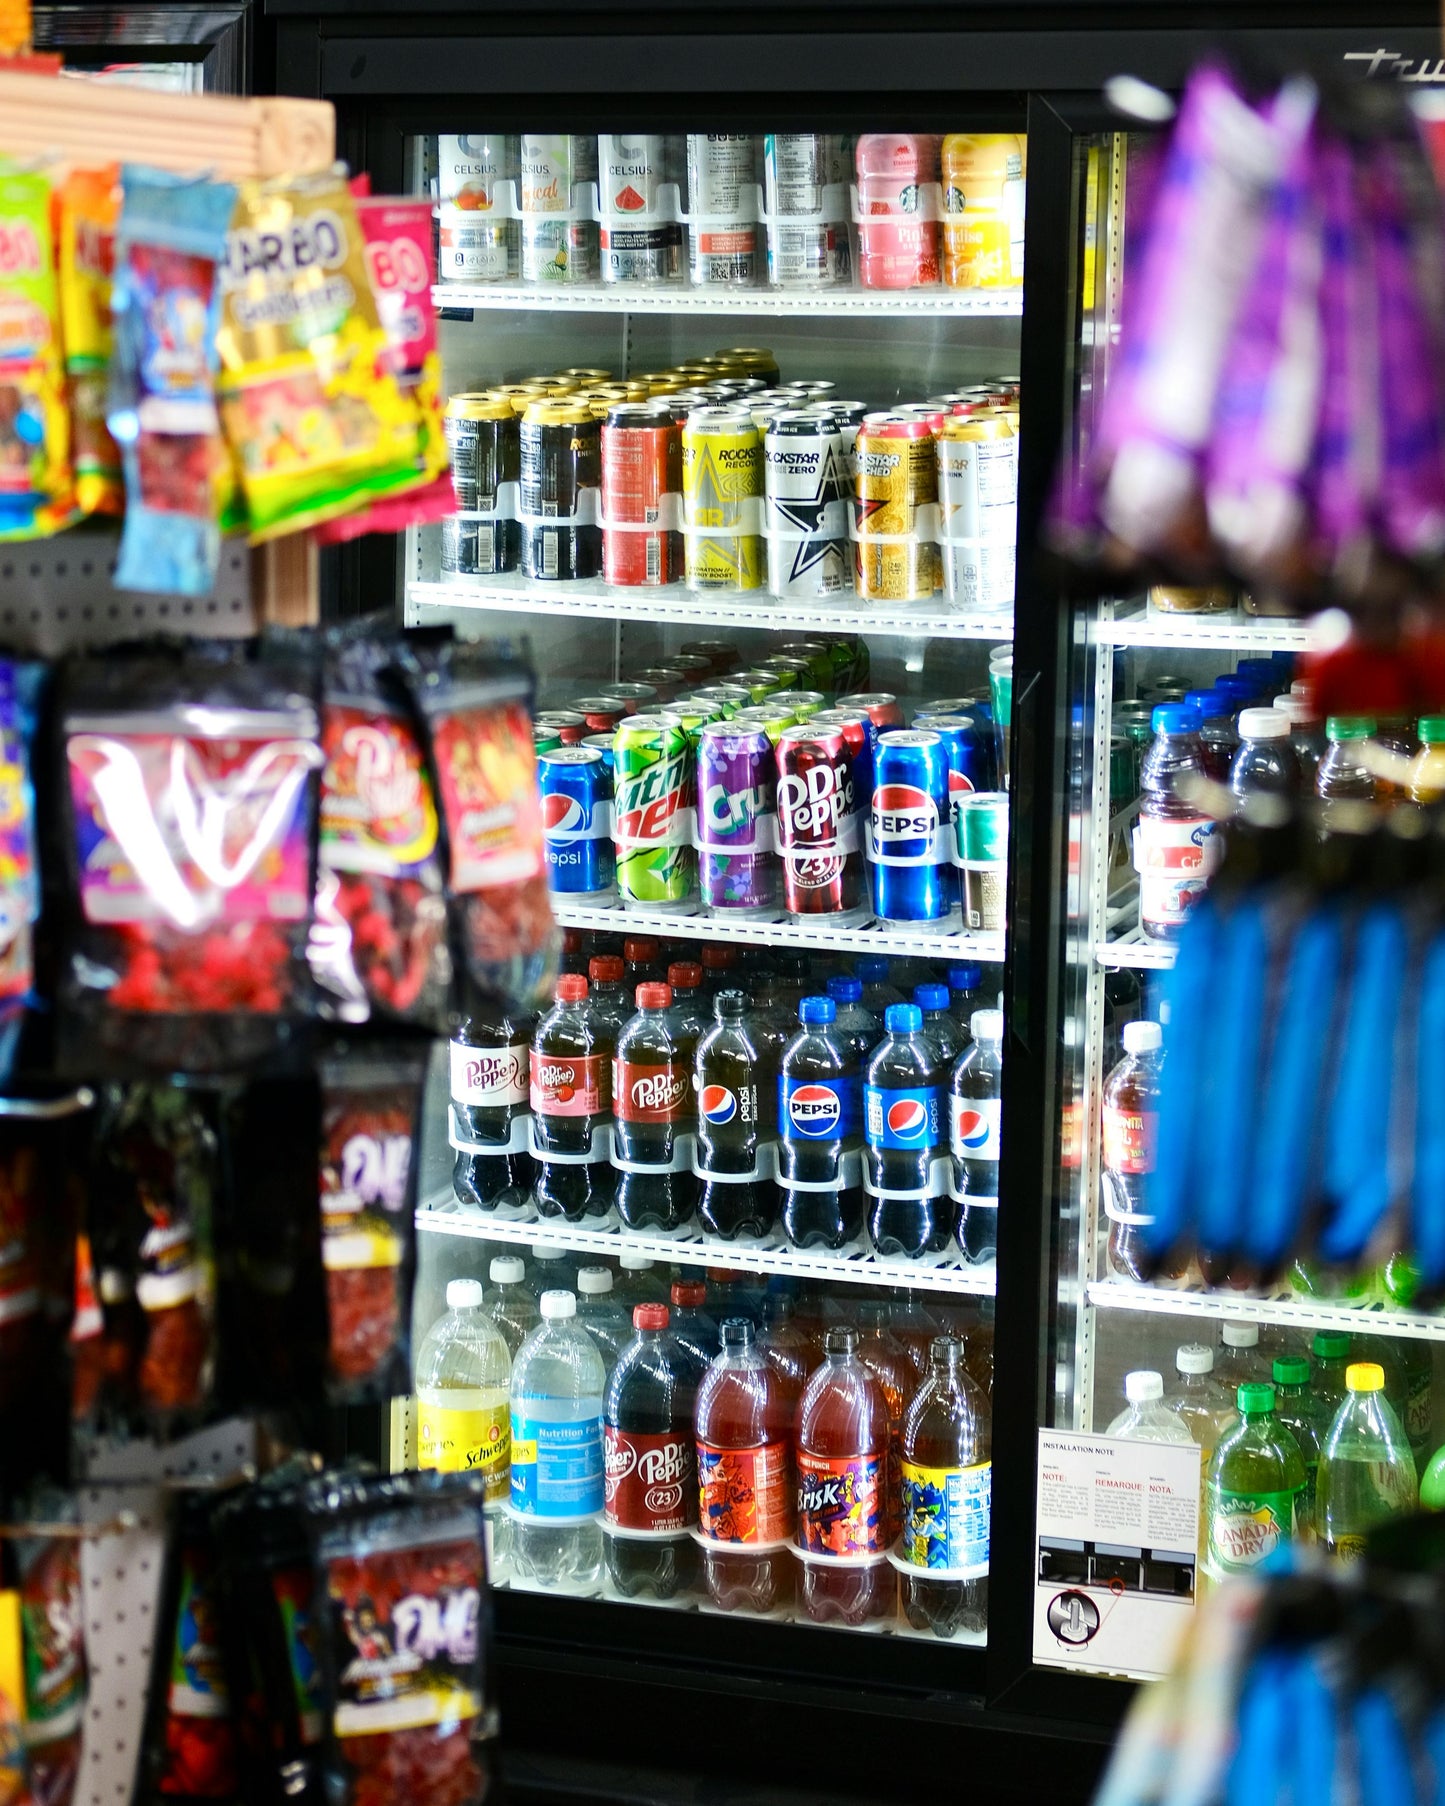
top-left (681, 406), bottom-right (764, 592)
top-left (853, 411), bottom-right (940, 602)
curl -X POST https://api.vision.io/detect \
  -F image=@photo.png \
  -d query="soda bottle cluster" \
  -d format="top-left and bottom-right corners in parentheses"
top-left (415, 1254), bottom-right (994, 1635)
top-left (448, 938), bottom-right (1006, 1262)
top-left (534, 645), bottom-right (1012, 932)
top-left (1105, 1323), bottom-right (1432, 1578)
top-left (437, 132), bottom-right (1025, 292)
top-left (441, 346), bottom-right (1019, 607)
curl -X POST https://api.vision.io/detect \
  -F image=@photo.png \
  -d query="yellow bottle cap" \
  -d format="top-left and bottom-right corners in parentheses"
top-left (1346, 1361), bottom-right (1385, 1392)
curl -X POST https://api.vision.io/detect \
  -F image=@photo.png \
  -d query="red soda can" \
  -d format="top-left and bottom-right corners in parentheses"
top-left (602, 404), bottom-right (682, 587)
top-left (573, 694), bottom-right (628, 732)
top-left (851, 692), bottom-right (904, 729)
top-left (534, 709), bottom-right (588, 745)
top-left (775, 723), bottom-right (865, 917)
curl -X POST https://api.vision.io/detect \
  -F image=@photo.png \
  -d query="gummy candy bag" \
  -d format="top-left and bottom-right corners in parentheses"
top-left (108, 168), bottom-right (237, 596)
top-left (216, 169), bottom-right (431, 542)
top-left (0, 165), bottom-right (74, 539)
top-left (57, 166), bottom-right (124, 518)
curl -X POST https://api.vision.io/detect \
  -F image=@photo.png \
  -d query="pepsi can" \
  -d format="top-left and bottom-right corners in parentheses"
top-left (581, 731), bottom-right (615, 779)
top-left (539, 745), bottom-right (614, 898)
top-left (868, 729), bottom-right (952, 928)
top-left (914, 711), bottom-right (988, 846)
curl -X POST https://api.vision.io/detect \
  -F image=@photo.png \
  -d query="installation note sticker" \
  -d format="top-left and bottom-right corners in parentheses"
top-left (1032, 1429), bottom-right (1201, 1681)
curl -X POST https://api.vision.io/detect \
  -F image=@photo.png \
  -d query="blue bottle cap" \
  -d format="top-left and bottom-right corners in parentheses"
top-left (885, 1002), bottom-right (923, 1033)
top-left (1183, 689), bottom-right (1216, 716)
top-left (1151, 703), bottom-right (1201, 735)
top-left (855, 955), bottom-right (889, 982)
top-left (915, 983), bottom-right (949, 1011)
top-left (948, 964), bottom-right (982, 989)
top-left (827, 975), bottom-right (863, 1004)
top-left (799, 995), bottom-right (836, 1025)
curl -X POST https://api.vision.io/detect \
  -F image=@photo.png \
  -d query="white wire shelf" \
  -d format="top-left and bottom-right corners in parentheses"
top-left (552, 897), bottom-right (1005, 962)
top-left (418, 1193), bottom-right (997, 1297)
top-left (1089, 608), bottom-right (1322, 652)
top-left (1087, 1279), bottom-right (1445, 1342)
top-left (435, 282), bottom-right (1023, 319)
top-left (408, 577), bottom-right (1013, 642)
top-left (1093, 929), bottom-right (1177, 971)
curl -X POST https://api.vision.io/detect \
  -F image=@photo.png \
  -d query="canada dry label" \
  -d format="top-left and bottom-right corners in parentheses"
top-left (451, 1040), bottom-right (528, 1108)
top-left (603, 1427), bottom-right (695, 1535)
top-left (1206, 1487), bottom-right (1299, 1577)
top-left (697, 1440), bottom-right (794, 1546)
top-left (530, 1050), bottom-right (607, 1117)
top-left (898, 1458), bottom-right (991, 1576)
top-left (795, 1451), bottom-right (886, 1558)
top-left (614, 1058), bottom-right (691, 1124)
top-left (1102, 1103), bottom-right (1156, 1175)
top-left (417, 1397), bottom-right (511, 1505)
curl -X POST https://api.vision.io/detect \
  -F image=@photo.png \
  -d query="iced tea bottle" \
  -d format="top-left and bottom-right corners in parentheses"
top-left (757, 1294), bottom-right (812, 1412)
top-left (896, 1336), bottom-right (990, 1637)
top-left (694, 1319), bottom-right (797, 1613)
top-left (856, 1299), bottom-right (914, 1545)
top-left (793, 1326), bottom-right (895, 1626)
top-left (1101, 1020), bottom-right (1188, 1284)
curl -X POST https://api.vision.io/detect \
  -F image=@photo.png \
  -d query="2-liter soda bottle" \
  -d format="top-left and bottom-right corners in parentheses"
top-left (695, 989), bottom-right (778, 1240)
top-left (603, 1304), bottom-right (700, 1600)
top-left (896, 1335), bottom-right (990, 1637)
top-left (695, 1318), bottom-right (797, 1613)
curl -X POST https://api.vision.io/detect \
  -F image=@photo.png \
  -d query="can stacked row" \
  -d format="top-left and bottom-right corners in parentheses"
top-left (438, 131), bottom-right (1025, 291)
top-left (442, 353), bottom-right (1018, 606)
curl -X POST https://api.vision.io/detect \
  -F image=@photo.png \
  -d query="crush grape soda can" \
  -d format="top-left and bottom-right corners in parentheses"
top-left (696, 721), bottom-right (779, 916)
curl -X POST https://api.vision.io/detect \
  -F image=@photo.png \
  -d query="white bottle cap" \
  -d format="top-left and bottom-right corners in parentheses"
top-left (446, 1278), bottom-right (484, 1310)
top-left (533, 1245), bottom-right (566, 1262)
top-left (970, 1008), bottom-right (1004, 1043)
top-left (1122, 1020), bottom-right (1163, 1055)
top-left (489, 1256), bottom-right (525, 1284)
top-left (1124, 1370), bottom-right (1164, 1403)
top-left (540, 1290), bottom-right (577, 1320)
top-left (619, 1252), bottom-right (655, 1272)
top-left (1176, 1343), bottom-right (1214, 1375)
top-left (1290, 678), bottom-right (1310, 700)
top-left (1238, 707), bottom-right (1289, 741)
top-left (577, 1266), bottom-right (613, 1296)
top-left (1222, 1321), bottom-right (1259, 1348)
top-left (1273, 693), bottom-right (1307, 723)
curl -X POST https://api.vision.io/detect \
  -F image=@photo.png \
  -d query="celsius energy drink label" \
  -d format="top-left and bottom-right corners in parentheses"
top-left (520, 134), bottom-right (600, 283)
top-left (598, 135), bottom-right (682, 285)
top-left (685, 134), bottom-right (760, 285)
top-left (437, 134), bottom-right (520, 282)
top-left (762, 134), bottom-right (851, 287)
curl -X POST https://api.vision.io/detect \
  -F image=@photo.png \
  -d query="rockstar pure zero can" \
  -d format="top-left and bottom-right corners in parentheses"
top-left (764, 406), bottom-right (849, 599)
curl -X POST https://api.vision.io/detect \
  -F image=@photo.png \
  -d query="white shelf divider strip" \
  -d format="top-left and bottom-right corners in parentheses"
top-left (1094, 929), bottom-right (1178, 970)
top-left (1087, 1279), bottom-right (1445, 1341)
top-left (418, 1194), bottom-right (997, 1297)
top-left (552, 897), bottom-right (1005, 961)
top-left (1089, 608), bottom-right (1323, 652)
top-left (435, 282), bottom-right (1023, 319)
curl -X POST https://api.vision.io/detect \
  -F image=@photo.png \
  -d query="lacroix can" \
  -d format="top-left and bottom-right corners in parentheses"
top-left (938, 414), bottom-right (1017, 612)
top-left (438, 134), bottom-right (520, 283)
top-left (853, 412), bottom-right (940, 601)
top-left (697, 720), bottom-right (779, 916)
top-left (602, 404), bottom-right (682, 586)
top-left (681, 407), bottom-right (764, 591)
top-left (612, 713), bottom-right (696, 909)
top-left (775, 723), bottom-right (865, 917)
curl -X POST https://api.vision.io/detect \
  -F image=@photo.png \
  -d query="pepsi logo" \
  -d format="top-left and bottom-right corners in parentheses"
top-left (542, 791), bottom-right (584, 834)
top-left (788, 1083), bottom-right (841, 1137)
top-left (872, 782), bottom-right (938, 844)
top-left (701, 1084), bottom-right (737, 1126)
top-left (886, 1097), bottom-right (928, 1140)
top-left (956, 1108), bottom-right (992, 1151)
top-left (947, 768), bottom-right (976, 800)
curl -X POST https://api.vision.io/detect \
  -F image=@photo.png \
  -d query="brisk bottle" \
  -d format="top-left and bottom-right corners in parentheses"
top-left (509, 1291), bottom-right (605, 1588)
top-left (603, 1304), bottom-right (700, 1599)
top-left (695, 1319), bottom-right (796, 1612)
top-left (896, 1336), bottom-right (990, 1637)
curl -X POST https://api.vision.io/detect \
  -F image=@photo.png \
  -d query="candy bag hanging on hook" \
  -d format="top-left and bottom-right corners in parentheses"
top-left (15, 1511), bottom-right (86, 1806)
top-left (108, 169), bottom-right (237, 597)
top-left (57, 165), bottom-right (124, 520)
top-left (0, 165), bottom-right (74, 541)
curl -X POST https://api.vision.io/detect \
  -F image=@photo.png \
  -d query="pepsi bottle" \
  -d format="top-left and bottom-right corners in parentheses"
top-left (915, 984), bottom-right (962, 1066)
top-left (614, 982), bottom-right (699, 1232)
top-left (779, 996), bottom-right (863, 1250)
top-left (855, 955), bottom-right (904, 1015)
top-left (450, 991), bottom-right (537, 1210)
top-left (865, 1002), bottom-right (948, 1259)
top-left (952, 1008), bottom-right (1003, 1263)
top-left (825, 975), bottom-right (881, 1063)
top-left (946, 964), bottom-right (985, 1029)
top-left (696, 990), bottom-right (778, 1241)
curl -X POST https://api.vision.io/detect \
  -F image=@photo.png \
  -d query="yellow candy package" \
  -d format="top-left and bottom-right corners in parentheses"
top-left (216, 167), bottom-right (429, 542)
top-left (58, 165), bottom-right (124, 517)
top-left (0, 166), bottom-right (74, 539)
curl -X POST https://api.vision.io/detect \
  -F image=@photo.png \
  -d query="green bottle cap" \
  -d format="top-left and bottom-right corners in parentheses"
top-left (1272, 1355), bottom-right (1310, 1387)
top-left (1325, 716), bottom-right (1376, 740)
top-left (1419, 716), bottom-right (1445, 743)
top-left (1238, 1382), bottom-right (1276, 1413)
top-left (1312, 1330), bottom-right (1350, 1359)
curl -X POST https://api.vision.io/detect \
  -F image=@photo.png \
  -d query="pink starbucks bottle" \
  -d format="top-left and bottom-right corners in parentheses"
top-left (855, 134), bottom-right (940, 290)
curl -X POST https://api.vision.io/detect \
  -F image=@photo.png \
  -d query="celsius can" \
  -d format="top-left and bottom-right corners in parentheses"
top-left (685, 134), bottom-right (760, 286)
top-left (681, 406), bottom-right (764, 591)
top-left (612, 712), bottom-right (697, 909)
top-left (764, 407), bottom-right (849, 600)
top-left (957, 791), bottom-right (1008, 930)
top-left (868, 729), bottom-right (952, 927)
top-left (853, 412), bottom-right (940, 602)
top-left (598, 133), bottom-right (683, 285)
top-left (938, 414), bottom-right (1017, 612)
top-left (601, 404), bottom-right (682, 586)
top-left (519, 133), bottom-right (600, 283)
top-left (762, 135), bottom-right (851, 287)
top-left (775, 723), bottom-right (865, 917)
top-left (437, 134), bottom-right (520, 283)
top-left (539, 745), bottom-right (615, 897)
top-left (534, 710), bottom-right (588, 746)
top-left (696, 720), bottom-right (780, 915)
top-left (519, 402), bottom-right (601, 580)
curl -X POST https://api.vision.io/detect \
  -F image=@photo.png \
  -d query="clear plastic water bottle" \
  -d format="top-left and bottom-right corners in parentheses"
top-left (1106, 1370), bottom-right (1194, 1442)
top-left (526, 1245), bottom-right (572, 1301)
top-left (575, 1265), bottom-right (632, 1374)
top-left (1315, 1361), bottom-right (1418, 1558)
top-left (1168, 1344), bottom-right (1235, 1463)
top-left (484, 1255), bottom-right (539, 1357)
top-left (509, 1290), bottom-right (606, 1589)
top-left (415, 1278), bottom-right (514, 1564)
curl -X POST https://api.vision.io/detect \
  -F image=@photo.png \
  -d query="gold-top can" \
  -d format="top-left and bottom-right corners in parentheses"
top-left (446, 391), bottom-right (514, 422)
top-left (853, 411), bottom-right (940, 602)
top-left (557, 367), bottom-right (614, 382)
top-left (681, 405), bottom-right (763, 592)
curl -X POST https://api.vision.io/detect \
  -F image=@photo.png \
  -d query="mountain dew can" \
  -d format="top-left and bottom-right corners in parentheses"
top-left (613, 713), bottom-right (697, 909)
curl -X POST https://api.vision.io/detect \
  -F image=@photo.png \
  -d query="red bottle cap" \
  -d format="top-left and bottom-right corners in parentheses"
top-left (706, 1267), bottom-right (743, 1282)
top-left (563, 928), bottom-right (584, 952)
top-left (634, 1303), bottom-right (670, 1330)
top-left (671, 1281), bottom-right (706, 1307)
top-left (668, 962), bottom-right (702, 989)
top-left (624, 938), bottom-right (659, 960)
top-left (701, 945), bottom-right (735, 969)
top-left (556, 974), bottom-right (588, 1002)
top-left (637, 982), bottom-right (672, 1008)
top-left (589, 955), bottom-right (624, 983)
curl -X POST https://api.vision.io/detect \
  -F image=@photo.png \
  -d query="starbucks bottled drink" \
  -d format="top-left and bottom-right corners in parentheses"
top-left (895, 1336), bottom-right (989, 1637)
top-left (695, 1319), bottom-right (796, 1612)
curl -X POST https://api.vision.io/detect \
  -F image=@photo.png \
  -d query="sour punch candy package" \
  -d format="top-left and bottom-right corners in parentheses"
top-left (0, 165), bottom-right (73, 539)
top-left (57, 165), bottom-right (124, 518)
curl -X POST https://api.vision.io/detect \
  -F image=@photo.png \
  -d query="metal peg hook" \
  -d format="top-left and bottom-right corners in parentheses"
top-left (0, 1510), bottom-right (138, 1539)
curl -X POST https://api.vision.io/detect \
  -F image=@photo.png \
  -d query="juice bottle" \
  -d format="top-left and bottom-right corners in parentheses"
top-left (1204, 1382), bottom-right (1307, 1580)
top-left (794, 1326), bottom-right (895, 1625)
top-left (856, 1299), bottom-right (915, 1544)
top-left (1409, 715), bottom-right (1445, 805)
top-left (758, 1294), bottom-right (812, 1410)
top-left (896, 1335), bottom-right (990, 1638)
top-left (940, 134), bottom-right (1026, 289)
top-left (694, 1319), bottom-right (797, 1613)
top-left (854, 134), bottom-right (940, 289)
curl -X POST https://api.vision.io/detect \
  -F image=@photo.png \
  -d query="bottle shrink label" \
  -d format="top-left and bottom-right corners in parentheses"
top-left (795, 1451), bottom-right (886, 1558)
top-left (698, 1079), bottom-right (760, 1132)
top-left (614, 1058), bottom-right (691, 1124)
top-left (780, 1073), bottom-right (857, 1141)
top-left (1408, 1379), bottom-right (1432, 1445)
top-left (1133, 814), bottom-right (1220, 931)
top-left (417, 1399), bottom-right (511, 1505)
top-left (865, 1085), bottom-right (942, 1152)
top-left (1206, 1486), bottom-right (1298, 1577)
top-left (951, 1094), bottom-right (1001, 1163)
top-left (604, 1427), bottom-right (696, 1535)
top-left (898, 1458), bottom-right (991, 1576)
top-left (452, 1040), bottom-right (528, 1108)
top-left (167, 1550), bottom-right (230, 1719)
top-left (510, 1409), bottom-right (604, 1518)
top-left (697, 1440), bottom-right (794, 1546)
top-left (1102, 1103), bottom-right (1156, 1176)
top-left (530, 1050), bottom-right (607, 1117)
